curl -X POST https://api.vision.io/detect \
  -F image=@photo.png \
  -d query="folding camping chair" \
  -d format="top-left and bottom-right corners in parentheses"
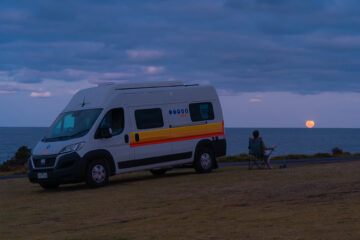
top-left (248, 138), bottom-right (274, 170)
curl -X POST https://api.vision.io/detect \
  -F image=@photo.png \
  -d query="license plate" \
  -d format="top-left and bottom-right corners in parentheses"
top-left (37, 172), bottom-right (48, 179)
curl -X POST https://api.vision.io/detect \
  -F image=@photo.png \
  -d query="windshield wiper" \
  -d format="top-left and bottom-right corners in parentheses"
top-left (43, 136), bottom-right (71, 142)
top-left (43, 129), bottom-right (90, 142)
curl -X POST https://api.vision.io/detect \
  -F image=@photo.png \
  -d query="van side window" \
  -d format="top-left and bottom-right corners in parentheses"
top-left (189, 102), bottom-right (214, 122)
top-left (97, 108), bottom-right (124, 137)
top-left (135, 108), bottom-right (164, 129)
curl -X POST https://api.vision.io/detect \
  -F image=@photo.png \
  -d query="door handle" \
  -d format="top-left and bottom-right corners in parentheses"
top-left (135, 133), bottom-right (139, 142)
top-left (124, 134), bottom-right (129, 143)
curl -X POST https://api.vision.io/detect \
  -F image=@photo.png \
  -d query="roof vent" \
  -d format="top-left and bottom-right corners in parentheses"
top-left (115, 81), bottom-right (185, 90)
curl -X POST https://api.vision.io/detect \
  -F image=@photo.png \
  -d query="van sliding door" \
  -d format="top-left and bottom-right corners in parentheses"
top-left (127, 106), bottom-right (173, 169)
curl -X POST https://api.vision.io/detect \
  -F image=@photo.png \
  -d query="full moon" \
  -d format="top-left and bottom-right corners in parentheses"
top-left (306, 120), bottom-right (315, 128)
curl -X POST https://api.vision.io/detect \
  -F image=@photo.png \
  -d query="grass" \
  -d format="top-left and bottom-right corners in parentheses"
top-left (0, 165), bottom-right (27, 176)
top-left (2, 152), bottom-right (360, 176)
top-left (1, 161), bottom-right (360, 239)
top-left (219, 152), bottom-right (360, 162)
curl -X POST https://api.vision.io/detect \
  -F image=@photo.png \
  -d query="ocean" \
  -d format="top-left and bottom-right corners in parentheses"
top-left (0, 127), bottom-right (359, 164)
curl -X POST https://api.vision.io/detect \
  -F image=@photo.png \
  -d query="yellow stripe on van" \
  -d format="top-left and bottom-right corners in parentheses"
top-left (130, 122), bottom-right (224, 147)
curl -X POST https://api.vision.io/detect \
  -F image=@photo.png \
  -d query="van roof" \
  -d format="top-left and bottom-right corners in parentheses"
top-left (63, 81), bottom-right (203, 112)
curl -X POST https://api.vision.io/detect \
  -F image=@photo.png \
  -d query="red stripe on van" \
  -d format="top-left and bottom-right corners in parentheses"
top-left (130, 132), bottom-right (225, 148)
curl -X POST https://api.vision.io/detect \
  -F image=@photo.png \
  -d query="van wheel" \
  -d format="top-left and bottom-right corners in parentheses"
top-left (39, 182), bottom-right (59, 189)
top-left (86, 159), bottom-right (109, 188)
top-left (194, 147), bottom-right (214, 173)
top-left (150, 169), bottom-right (167, 176)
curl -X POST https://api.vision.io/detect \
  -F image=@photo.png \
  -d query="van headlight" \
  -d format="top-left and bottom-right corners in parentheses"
top-left (59, 142), bottom-right (85, 154)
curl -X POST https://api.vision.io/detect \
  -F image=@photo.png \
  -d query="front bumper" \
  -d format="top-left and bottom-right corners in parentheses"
top-left (28, 152), bottom-right (85, 184)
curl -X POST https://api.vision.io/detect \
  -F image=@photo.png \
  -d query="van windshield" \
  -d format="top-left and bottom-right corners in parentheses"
top-left (42, 109), bottom-right (102, 142)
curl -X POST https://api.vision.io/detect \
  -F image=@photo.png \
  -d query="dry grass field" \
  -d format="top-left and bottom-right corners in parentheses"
top-left (1, 161), bottom-right (360, 240)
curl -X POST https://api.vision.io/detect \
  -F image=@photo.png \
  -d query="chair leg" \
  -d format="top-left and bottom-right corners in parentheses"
top-left (255, 160), bottom-right (261, 169)
top-left (248, 159), bottom-right (252, 170)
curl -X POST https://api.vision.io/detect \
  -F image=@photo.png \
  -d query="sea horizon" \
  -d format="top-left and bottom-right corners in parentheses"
top-left (1, 126), bottom-right (360, 129)
top-left (1, 127), bottom-right (360, 164)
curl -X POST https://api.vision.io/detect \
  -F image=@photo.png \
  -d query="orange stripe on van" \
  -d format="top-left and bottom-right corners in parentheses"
top-left (130, 122), bottom-right (224, 148)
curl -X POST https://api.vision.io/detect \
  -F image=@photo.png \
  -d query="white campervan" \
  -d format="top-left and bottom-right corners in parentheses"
top-left (28, 82), bottom-right (226, 189)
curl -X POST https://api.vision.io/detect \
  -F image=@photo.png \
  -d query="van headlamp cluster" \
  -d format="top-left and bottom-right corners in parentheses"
top-left (59, 142), bottom-right (85, 154)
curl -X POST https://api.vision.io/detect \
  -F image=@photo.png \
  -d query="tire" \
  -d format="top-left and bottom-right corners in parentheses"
top-left (150, 169), bottom-right (167, 176)
top-left (39, 182), bottom-right (59, 190)
top-left (194, 147), bottom-right (214, 173)
top-left (86, 159), bottom-right (109, 188)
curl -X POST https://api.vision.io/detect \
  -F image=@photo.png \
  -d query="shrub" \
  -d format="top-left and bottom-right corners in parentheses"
top-left (336, 152), bottom-right (351, 157)
top-left (15, 146), bottom-right (31, 164)
top-left (218, 150), bottom-right (356, 163)
top-left (218, 153), bottom-right (250, 162)
top-left (272, 154), bottom-right (307, 160)
top-left (313, 152), bottom-right (332, 158)
top-left (0, 164), bottom-right (10, 171)
top-left (332, 147), bottom-right (343, 156)
top-left (0, 146), bottom-right (31, 172)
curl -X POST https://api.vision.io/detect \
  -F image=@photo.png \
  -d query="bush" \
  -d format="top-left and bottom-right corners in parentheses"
top-left (0, 146), bottom-right (31, 173)
top-left (0, 164), bottom-right (10, 171)
top-left (335, 152), bottom-right (351, 157)
top-left (15, 146), bottom-right (31, 164)
top-left (332, 147), bottom-right (343, 156)
top-left (272, 154), bottom-right (308, 160)
top-left (219, 151), bottom-right (356, 163)
top-left (218, 153), bottom-right (251, 162)
top-left (313, 152), bottom-right (332, 158)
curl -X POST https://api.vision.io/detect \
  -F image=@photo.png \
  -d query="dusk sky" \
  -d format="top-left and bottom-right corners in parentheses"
top-left (1, 0), bottom-right (360, 127)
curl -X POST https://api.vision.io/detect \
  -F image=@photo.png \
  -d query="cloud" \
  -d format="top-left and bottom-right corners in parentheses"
top-left (30, 91), bottom-right (51, 98)
top-left (142, 66), bottom-right (165, 75)
top-left (0, 9), bottom-right (29, 23)
top-left (249, 98), bottom-right (262, 103)
top-left (0, 90), bottom-right (16, 94)
top-left (249, 94), bottom-right (263, 103)
top-left (1, 0), bottom-right (360, 94)
top-left (0, 81), bottom-right (43, 93)
top-left (0, 78), bottom-right (93, 98)
top-left (67, 89), bottom-right (78, 95)
top-left (0, 68), bottom-right (135, 84)
top-left (220, 91), bottom-right (360, 127)
top-left (226, 0), bottom-right (327, 11)
top-left (305, 35), bottom-right (360, 50)
top-left (62, 69), bottom-right (133, 82)
top-left (126, 50), bottom-right (165, 61)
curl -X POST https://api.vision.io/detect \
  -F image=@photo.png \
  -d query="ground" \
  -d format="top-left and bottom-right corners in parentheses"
top-left (1, 161), bottom-right (360, 240)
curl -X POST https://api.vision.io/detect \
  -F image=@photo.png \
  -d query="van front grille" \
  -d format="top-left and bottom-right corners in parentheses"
top-left (32, 157), bottom-right (56, 168)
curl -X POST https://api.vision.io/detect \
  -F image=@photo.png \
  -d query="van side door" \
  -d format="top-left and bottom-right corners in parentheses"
top-left (126, 106), bottom-right (173, 169)
top-left (93, 107), bottom-right (131, 173)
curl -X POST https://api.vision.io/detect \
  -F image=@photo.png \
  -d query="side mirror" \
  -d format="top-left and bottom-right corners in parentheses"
top-left (100, 127), bottom-right (112, 138)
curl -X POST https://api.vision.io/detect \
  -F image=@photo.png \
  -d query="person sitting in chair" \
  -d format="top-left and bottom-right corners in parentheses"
top-left (248, 130), bottom-right (276, 169)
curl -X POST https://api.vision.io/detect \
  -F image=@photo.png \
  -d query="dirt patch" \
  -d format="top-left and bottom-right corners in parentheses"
top-left (1, 161), bottom-right (360, 240)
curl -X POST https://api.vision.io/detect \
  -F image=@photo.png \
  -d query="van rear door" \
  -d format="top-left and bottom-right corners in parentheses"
top-left (167, 103), bottom-right (194, 155)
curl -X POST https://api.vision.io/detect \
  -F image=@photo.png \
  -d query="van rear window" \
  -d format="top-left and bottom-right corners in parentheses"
top-left (189, 102), bottom-right (214, 122)
top-left (135, 108), bottom-right (164, 129)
